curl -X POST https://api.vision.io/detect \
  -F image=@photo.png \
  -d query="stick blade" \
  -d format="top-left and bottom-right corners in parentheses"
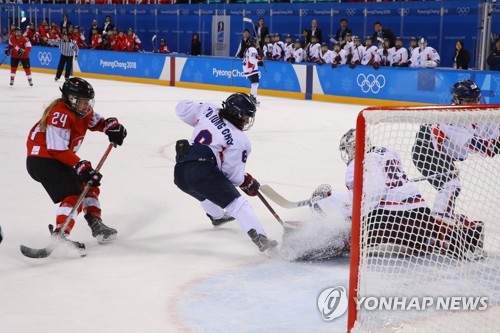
top-left (260, 185), bottom-right (310, 209)
top-left (243, 17), bottom-right (253, 23)
top-left (20, 244), bottom-right (52, 259)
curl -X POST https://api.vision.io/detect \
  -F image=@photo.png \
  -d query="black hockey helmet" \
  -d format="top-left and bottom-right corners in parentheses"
top-left (60, 77), bottom-right (95, 118)
top-left (249, 37), bottom-right (257, 47)
top-left (13, 26), bottom-right (21, 37)
top-left (220, 93), bottom-right (256, 131)
top-left (451, 80), bottom-right (482, 105)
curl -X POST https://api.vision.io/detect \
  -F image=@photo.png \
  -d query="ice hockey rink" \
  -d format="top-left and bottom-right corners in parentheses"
top-left (0, 70), bottom-right (363, 333)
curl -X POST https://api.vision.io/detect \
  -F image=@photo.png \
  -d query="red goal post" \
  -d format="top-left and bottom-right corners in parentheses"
top-left (347, 104), bottom-right (500, 332)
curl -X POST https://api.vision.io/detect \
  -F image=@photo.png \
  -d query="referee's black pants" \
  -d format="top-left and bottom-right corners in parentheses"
top-left (55, 55), bottom-right (73, 80)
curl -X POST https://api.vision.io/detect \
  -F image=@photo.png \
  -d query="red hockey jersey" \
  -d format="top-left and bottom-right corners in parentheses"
top-left (7, 35), bottom-right (32, 59)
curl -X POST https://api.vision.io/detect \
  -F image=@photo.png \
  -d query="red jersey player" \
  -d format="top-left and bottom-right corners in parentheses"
top-left (26, 78), bottom-right (127, 246)
top-left (5, 26), bottom-right (33, 86)
top-left (90, 27), bottom-right (103, 50)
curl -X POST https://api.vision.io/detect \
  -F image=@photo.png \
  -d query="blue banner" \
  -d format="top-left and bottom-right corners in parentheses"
top-left (315, 65), bottom-right (500, 104)
top-left (30, 46), bottom-right (59, 70)
top-left (77, 49), bottom-right (167, 79)
top-left (178, 56), bottom-right (302, 93)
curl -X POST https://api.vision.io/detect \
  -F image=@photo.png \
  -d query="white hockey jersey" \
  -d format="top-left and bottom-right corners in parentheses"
top-left (428, 124), bottom-right (500, 161)
top-left (307, 43), bottom-right (321, 61)
top-left (284, 42), bottom-right (294, 62)
top-left (291, 47), bottom-right (305, 63)
top-left (377, 47), bottom-right (394, 66)
top-left (272, 41), bottom-right (286, 60)
top-left (242, 46), bottom-right (259, 76)
top-left (346, 147), bottom-right (428, 213)
top-left (176, 100), bottom-right (251, 186)
top-left (410, 47), bottom-right (440, 68)
top-left (351, 45), bottom-right (365, 64)
top-left (319, 49), bottom-right (334, 64)
top-left (332, 49), bottom-right (348, 65)
top-left (361, 45), bottom-right (381, 65)
top-left (343, 41), bottom-right (354, 56)
top-left (391, 47), bottom-right (409, 66)
top-left (263, 43), bottom-right (273, 60)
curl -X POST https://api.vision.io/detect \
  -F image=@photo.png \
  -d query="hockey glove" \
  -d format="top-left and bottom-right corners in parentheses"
top-left (18, 48), bottom-right (25, 57)
top-left (4, 48), bottom-right (10, 56)
top-left (257, 60), bottom-right (264, 66)
top-left (240, 173), bottom-right (260, 197)
top-left (75, 160), bottom-right (102, 186)
top-left (392, 62), bottom-right (400, 67)
top-left (332, 63), bottom-right (337, 69)
top-left (104, 117), bottom-right (127, 146)
top-left (425, 60), bottom-right (438, 68)
top-left (372, 62), bottom-right (380, 70)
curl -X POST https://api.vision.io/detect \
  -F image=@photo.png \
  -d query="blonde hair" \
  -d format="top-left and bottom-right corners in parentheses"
top-left (39, 98), bottom-right (65, 132)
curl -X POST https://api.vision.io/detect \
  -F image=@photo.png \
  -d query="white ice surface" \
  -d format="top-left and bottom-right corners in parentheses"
top-left (0, 71), bottom-right (362, 333)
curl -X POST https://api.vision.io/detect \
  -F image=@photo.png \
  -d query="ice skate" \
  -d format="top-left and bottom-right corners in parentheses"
top-left (206, 213), bottom-right (235, 227)
top-left (248, 229), bottom-right (278, 254)
top-left (249, 95), bottom-right (260, 106)
top-left (84, 213), bottom-right (117, 244)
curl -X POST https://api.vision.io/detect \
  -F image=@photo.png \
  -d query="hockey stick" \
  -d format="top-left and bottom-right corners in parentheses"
top-left (152, 34), bottom-right (157, 53)
top-left (0, 54), bottom-right (7, 66)
top-left (20, 143), bottom-right (115, 259)
top-left (261, 170), bottom-right (461, 210)
top-left (257, 190), bottom-right (284, 226)
top-left (243, 17), bottom-right (267, 73)
top-left (260, 185), bottom-right (310, 209)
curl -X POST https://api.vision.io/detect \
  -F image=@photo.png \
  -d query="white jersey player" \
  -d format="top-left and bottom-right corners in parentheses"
top-left (332, 43), bottom-right (348, 67)
top-left (413, 80), bottom-right (499, 221)
top-left (283, 127), bottom-right (485, 261)
top-left (284, 35), bottom-right (294, 62)
top-left (391, 37), bottom-right (409, 66)
top-left (242, 38), bottom-right (261, 105)
top-left (272, 33), bottom-right (286, 61)
top-left (290, 40), bottom-right (305, 63)
top-left (307, 35), bottom-right (321, 62)
top-left (174, 93), bottom-right (278, 253)
top-left (360, 37), bottom-right (381, 67)
top-left (318, 43), bottom-right (334, 64)
top-left (409, 38), bottom-right (440, 68)
top-left (262, 35), bottom-right (273, 60)
top-left (377, 39), bottom-right (394, 66)
top-left (350, 36), bottom-right (365, 67)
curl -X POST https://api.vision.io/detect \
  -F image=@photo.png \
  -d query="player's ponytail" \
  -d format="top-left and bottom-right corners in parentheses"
top-left (39, 98), bottom-right (65, 132)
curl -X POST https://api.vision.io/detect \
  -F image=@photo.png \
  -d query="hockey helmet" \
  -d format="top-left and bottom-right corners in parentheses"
top-left (450, 80), bottom-right (482, 105)
top-left (339, 128), bottom-right (356, 165)
top-left (418, 37), bottom-right (427, 50)
top-left (60, 77), bottom-right (95, 118)
top-left (13, 26), bottom-right (22, 38)
top-left (249, 37), bottom-right (257, 47)
top-left (220, 93), bottom-right (256, 131)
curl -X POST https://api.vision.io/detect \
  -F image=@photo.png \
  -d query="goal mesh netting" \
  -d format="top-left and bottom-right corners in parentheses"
top-left (348, 106), bottom-right (500, 333)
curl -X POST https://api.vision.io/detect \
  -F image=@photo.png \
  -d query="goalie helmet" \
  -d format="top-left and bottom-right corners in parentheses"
top-left (339, 128), bottom-right (356, 165)
top-left (451, 80), bottom-right (482, 105)
top-left (220, 93), bottom-right (256, 131)
top-left (60, 77), bottom-right (95, 118)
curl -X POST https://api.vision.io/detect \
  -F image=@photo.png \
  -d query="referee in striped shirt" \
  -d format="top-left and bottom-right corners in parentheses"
top-left (55, 32), bottom-right (79, 81)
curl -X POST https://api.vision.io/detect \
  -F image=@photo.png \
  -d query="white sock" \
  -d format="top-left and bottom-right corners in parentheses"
top-left (200, 200), bottom-right (225, 219)
top-left (225, 196), bottom-right (266, 235)
top-left (251, 83), bottom-right (259, 97)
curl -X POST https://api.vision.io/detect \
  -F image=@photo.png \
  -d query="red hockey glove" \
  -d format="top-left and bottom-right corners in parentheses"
top-left (240, 173), bottom-right (260, 197)
top-left (75, 160), bottom-right (102, 186)
top-left (104, 117), bottom-right (127, 146)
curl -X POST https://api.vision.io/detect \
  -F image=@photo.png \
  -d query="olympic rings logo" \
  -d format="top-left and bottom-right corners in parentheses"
top-left (457, 7), bottom-right (470, 15)
top-left (256, 9), bottom-right (265, 16)
top-left (345, 8), bottom-right (356, 16)
top-left (398, 8), bottom-right (410, 16)
top-left (181, 9), bottom-right (190, 15)
top-left (357, 73), bottom-right (386, 94)
top-left (301, 9), bottom-right (308, 16)
top-left (38, 52), bottom-right (52, 66)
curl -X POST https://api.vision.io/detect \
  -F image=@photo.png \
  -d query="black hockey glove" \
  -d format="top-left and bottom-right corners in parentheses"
top-left (104, 117), bottom-right (127, 146)
top-left (4, 48), bottom-right (10, 56)
top-left (257, 60), bottom-right (264, 66)
top-left (372, 62), bottom-right (380, 70)
top-left (75, 160), bottom-right (102, 186)
top-left (18, 48), bottom-right (25, 57)
top-left (240, 173), bottom-right (260, 197)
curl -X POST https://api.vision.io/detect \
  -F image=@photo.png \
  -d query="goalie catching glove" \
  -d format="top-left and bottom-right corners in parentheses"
top-left (75, 160), bottom-right (102, 186)
top-left (103, 117), bottom-right (127, 146)
top-left (240, 173), bottom-right (260, 196)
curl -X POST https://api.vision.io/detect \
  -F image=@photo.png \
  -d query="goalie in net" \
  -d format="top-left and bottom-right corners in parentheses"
top-left (282, 127), bottom-right (485, 261)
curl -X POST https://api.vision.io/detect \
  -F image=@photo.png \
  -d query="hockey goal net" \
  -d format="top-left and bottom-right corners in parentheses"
top-left (348, 105), bottom-right (500, 332)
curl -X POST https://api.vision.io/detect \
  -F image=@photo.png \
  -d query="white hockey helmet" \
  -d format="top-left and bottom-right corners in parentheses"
top-left (339, 128), bottom-right (356, 165)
